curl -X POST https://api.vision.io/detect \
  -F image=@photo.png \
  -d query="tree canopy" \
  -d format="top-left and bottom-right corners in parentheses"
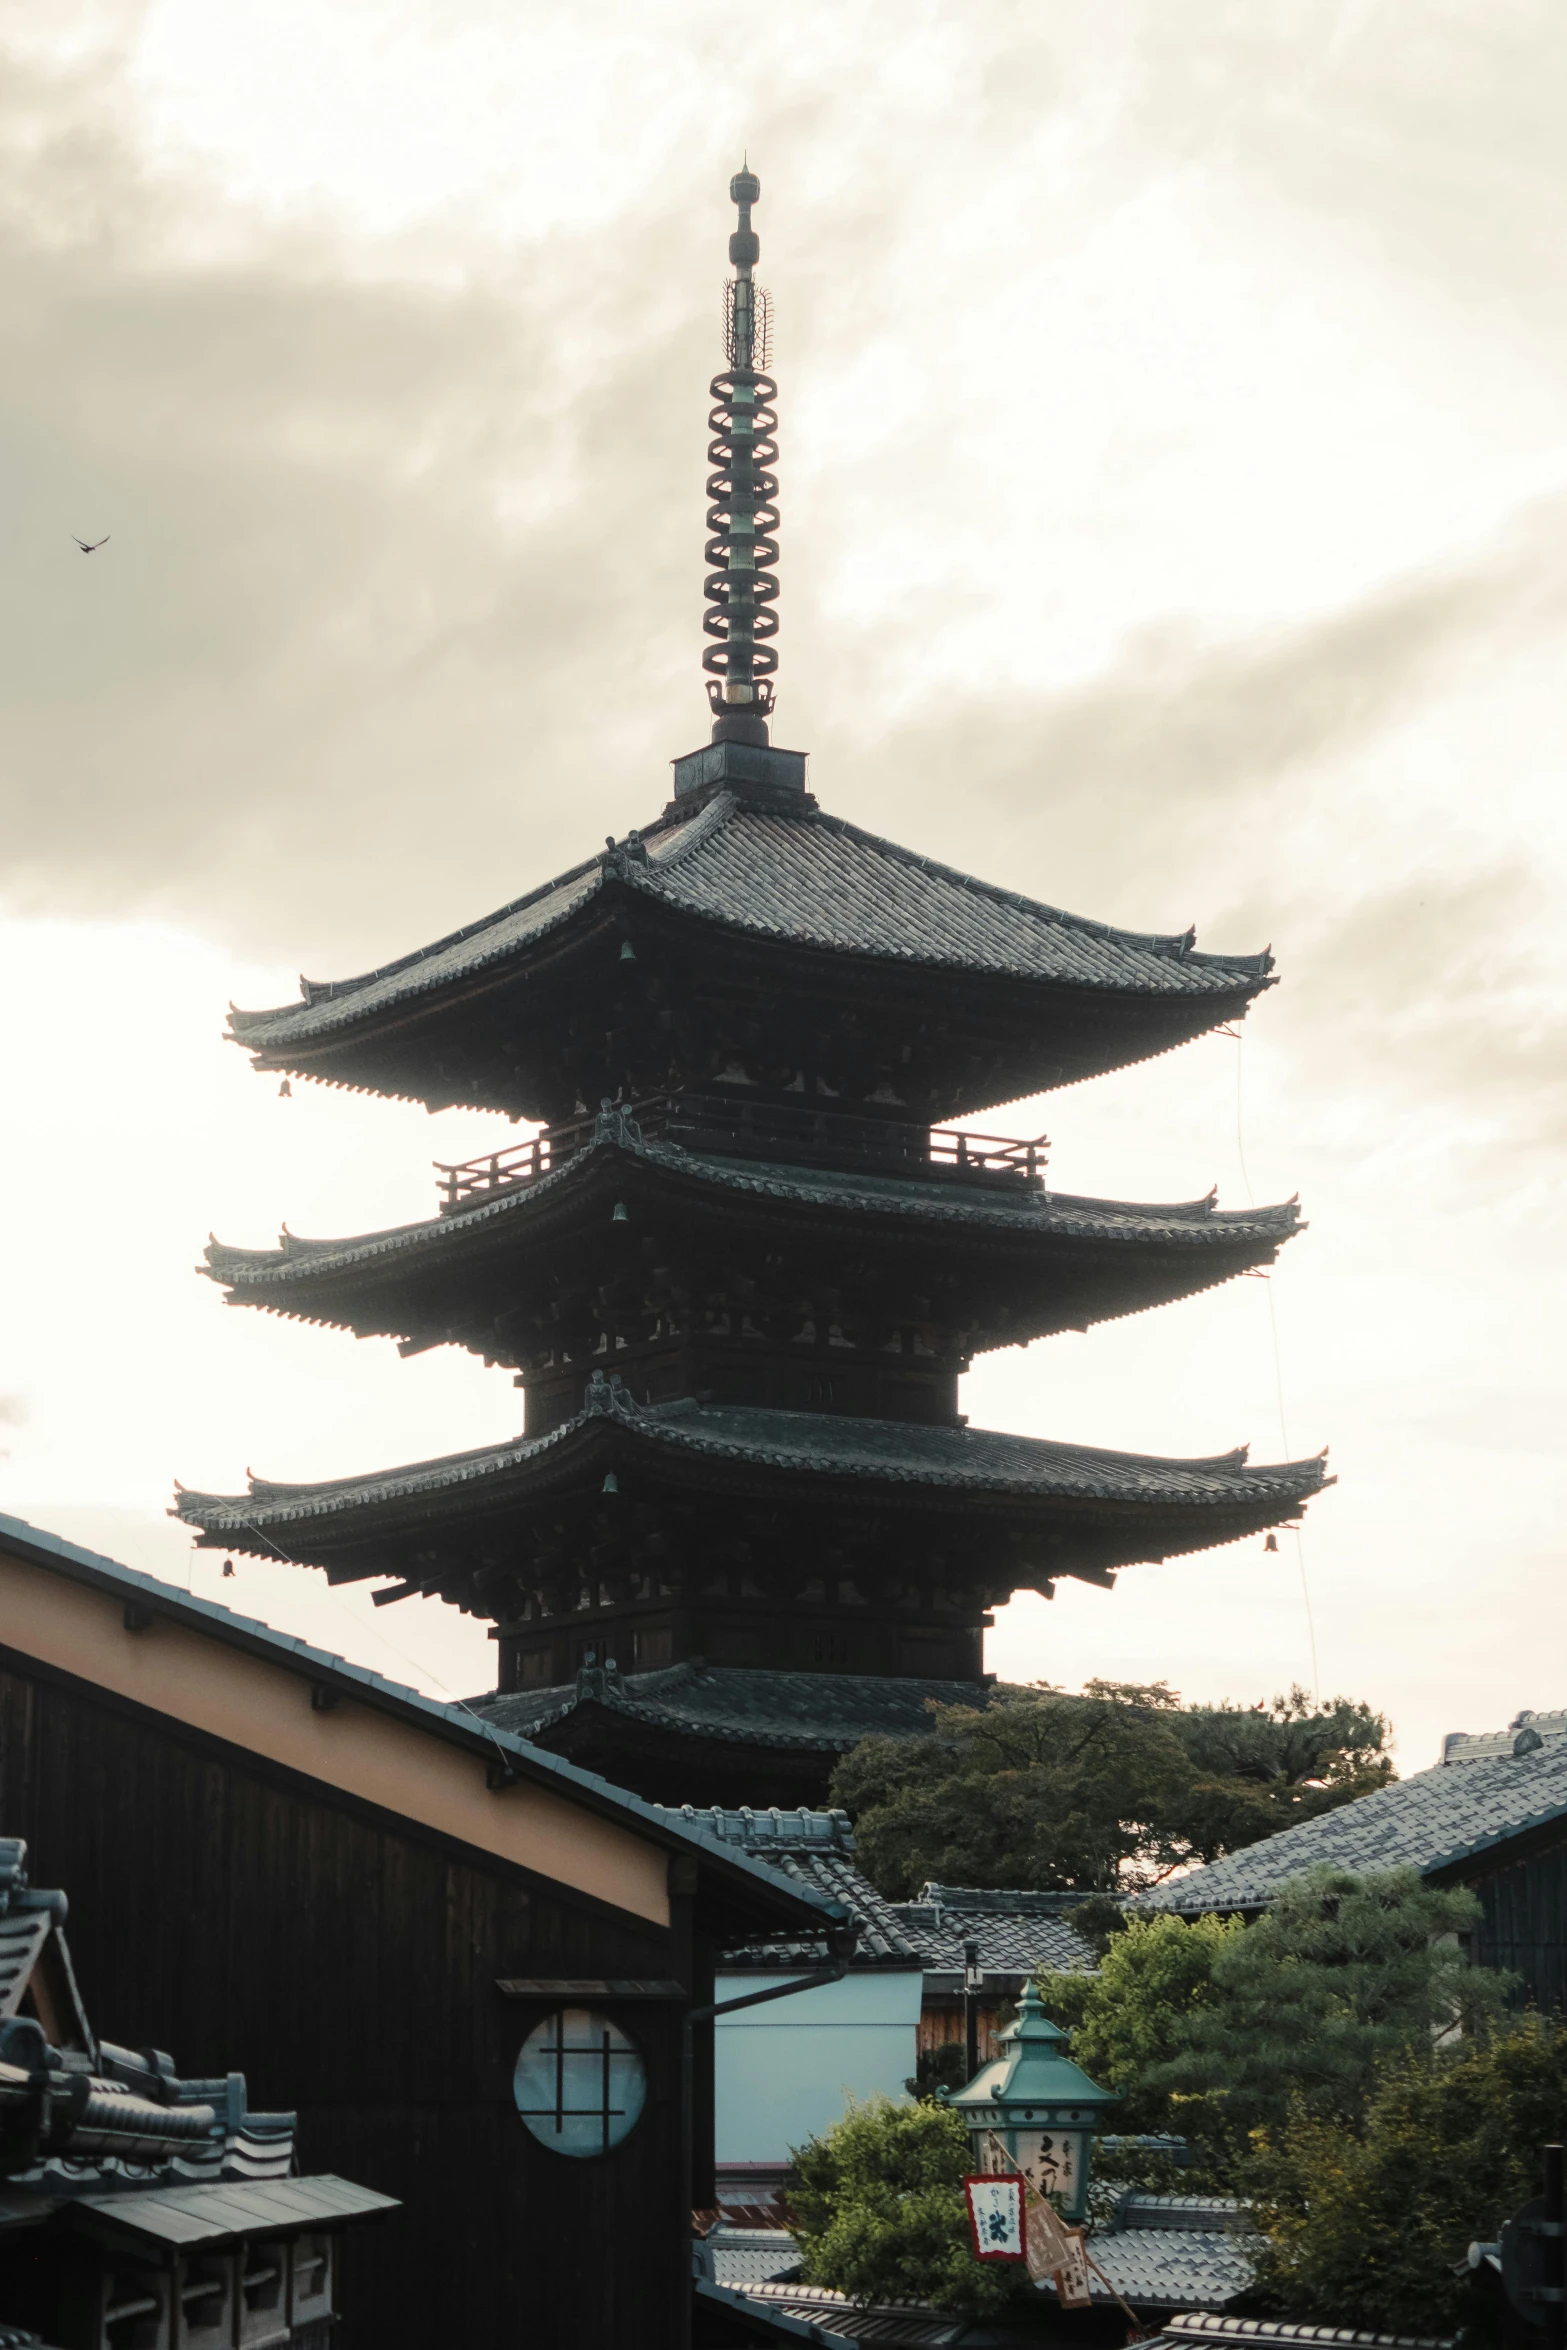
top-left (790, 1871), bottom-right (1522, 2330)
top-left (787, 2095), bottom-right (1031, 2321)
top-left (831, 1680), bottom-right (1393, 1900)
top-left (1246, 2016), bottom-right (1567, 2338)
top-left (1035, 1866), bottom-right (1512, 2160)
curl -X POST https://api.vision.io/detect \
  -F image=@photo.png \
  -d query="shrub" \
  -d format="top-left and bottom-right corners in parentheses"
top-left (788, 2095), bottom-right (1035, 2320)
top-left (1246, 2016), bottom-right (1567, 2338)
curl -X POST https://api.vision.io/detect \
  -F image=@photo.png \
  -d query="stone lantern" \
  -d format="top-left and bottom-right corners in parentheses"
top-left (941, 1981), bottom-right (1119, 2224)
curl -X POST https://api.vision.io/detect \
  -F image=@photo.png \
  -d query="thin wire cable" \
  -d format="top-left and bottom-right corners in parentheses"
top-left (1234, 1033), bottom-right (1321, 1705)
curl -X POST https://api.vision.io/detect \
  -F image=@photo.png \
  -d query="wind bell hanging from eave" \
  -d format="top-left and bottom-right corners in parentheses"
top-left (704, 168), bottom-right (780, 747)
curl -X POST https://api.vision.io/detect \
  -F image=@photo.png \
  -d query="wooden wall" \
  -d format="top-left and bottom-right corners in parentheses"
top-left (0, 1654), bottom-right (695, 2350)
top-left (1464, 1830), bottom-right (1567, 2016)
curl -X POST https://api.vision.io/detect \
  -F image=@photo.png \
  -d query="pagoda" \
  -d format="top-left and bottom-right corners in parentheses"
top-left (176, 173), bottom-right (1327, 1807)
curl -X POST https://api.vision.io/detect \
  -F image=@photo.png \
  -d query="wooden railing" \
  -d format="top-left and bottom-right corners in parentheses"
top-left (435, 1094), bottom-right (1048, 1213)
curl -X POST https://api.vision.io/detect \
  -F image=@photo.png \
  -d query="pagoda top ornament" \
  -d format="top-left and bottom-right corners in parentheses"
top-left (704, 168), bottom-right (780, 747)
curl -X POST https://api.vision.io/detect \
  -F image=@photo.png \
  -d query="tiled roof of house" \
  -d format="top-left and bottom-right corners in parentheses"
top-left (656, 1807), bottom-right (924, 1968)
top-left (0, 1836), bottom-right (301, 2202)
top-left (176, 1377), bottom-right (1328, 1545)
top-left (1142, 1733), bottom-right (1567, 1914)
top-left (1116, 2194), bottom-right (1250, 2233)
top-left (645, 1811), bottom-right (1102, 1979)
top-left (228, 794), bottom-right (1274, 1058)
top-left (707, 2227), bottom-right (805, 2289)
top-left (724, 2282), bottom-right (969, 2347)
top-left (477, 1665), bottom-right (996, 1756)
top-left (1440, 1708), bottom-right (1567, 1765)
top-left (888, 1885), bottom-right (1096, 1978)
top-left (702, 2193), bottom-right (1257, 2342)
top-left (1087, 2225), bottom-right (1255, 2312)
top-left (1148, 2315), bottom-right (1451, 2350)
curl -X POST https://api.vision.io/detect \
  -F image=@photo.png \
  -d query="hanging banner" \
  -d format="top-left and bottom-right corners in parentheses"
top-left (1054, 2226), bottom-right (1093, 2310)
top-left (1024, 2193), bottom-right (1073, 2286)
top-left (964, 2173), bottom-right (1027, 2262)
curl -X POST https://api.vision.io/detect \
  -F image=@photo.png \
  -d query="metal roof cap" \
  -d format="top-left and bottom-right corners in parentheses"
top-left (944, 1980), bottom-right (1119, 2122)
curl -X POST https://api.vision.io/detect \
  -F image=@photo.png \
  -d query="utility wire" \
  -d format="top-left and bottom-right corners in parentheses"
top-left (1233, 1033), bottom-right (1321, 1706)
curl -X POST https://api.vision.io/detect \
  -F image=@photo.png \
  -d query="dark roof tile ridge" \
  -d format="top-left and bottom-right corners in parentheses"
top-left (568, 1691), bottom-right (853, 1753)
top-left (1162, 2321), bottom-right (1451, 2350)
top-left (638, 1399), bottom-right (1326, 1481)
top-left (215, 1145), bottom-right (1301, 1290)
top-left (1139, 1744), bottom-right (1567, 1911)
top-left (641, 788), bottom-right (738, 869)
top-left (204, 1216), bottom-right (437, 1274)
top-left (176, 1382), bottom-right (624, 1516)
top-left (179, 1389), bottom-right (1327, 1527)
top-left (204, 1122), bottom-right (633, 1284)
top-left (1043, 1192), bottom-right (1301, 1232)
top-left (651, 1803), bottom-right (856, 1850)
top-left (230, 843), bottom-right (613, 1030)
top-left (792, 809), bottom-right (1274, 976)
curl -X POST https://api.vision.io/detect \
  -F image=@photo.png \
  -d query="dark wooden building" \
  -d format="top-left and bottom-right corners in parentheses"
top-left (172, 172), bottom-right (1327, 1804)
top-left (1142, 1707), bottom-right (1567, 2013)
top-left (0, 1832), bottom-right (397, 2350)
top-left (0, 1512), bottom-right (846, 2348)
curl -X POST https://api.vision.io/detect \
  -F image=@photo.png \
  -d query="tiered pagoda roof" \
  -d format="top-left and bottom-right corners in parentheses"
top-left (179, 1374), bottom-right (1325, 1566)
top-left (174, 171), bottom-right (1331, 1805)
top-left (226, 764), bottom-right (1278, 1121)
top-left (176, 1373), bottom-right (1327, 1734)
top-left (201, 1100), bottom-right (1301, 1366)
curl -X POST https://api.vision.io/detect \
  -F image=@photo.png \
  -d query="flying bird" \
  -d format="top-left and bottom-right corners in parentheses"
top-left (72, 535), bottom-right (110, 553)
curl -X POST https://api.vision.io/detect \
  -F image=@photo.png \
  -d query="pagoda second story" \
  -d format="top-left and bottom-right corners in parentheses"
top-left (175, 173), bottom-right (1329, 1806)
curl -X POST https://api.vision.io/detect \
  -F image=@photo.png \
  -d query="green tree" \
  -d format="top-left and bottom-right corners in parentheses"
top-left (831, 1682), bottom-right (1197, 1899)
top-left (831, 1682), bottom-right (1393, 1900)
top-left (1035, 1868), bottom-right (1512, 2173)
top-left (787, 2096), bottom-right (1033, 2321)
top-left (1245, 2017), bottom-right (1567, 2338)
top-left (1035, 1911), bottom-right (1245, 2133)
top-left (1150, 1867), bottom-right (1510, 2150)
top-left (1168, 1687), bottom-right (1394, 1860)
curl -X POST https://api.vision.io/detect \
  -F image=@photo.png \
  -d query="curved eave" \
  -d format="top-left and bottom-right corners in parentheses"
top-left (173, 1387), bottom-right (1331, 1572)
top-left (199, 1121), bottom-right (1304, 1344)
top-left (225, 795), bottom-right (1276, 1080)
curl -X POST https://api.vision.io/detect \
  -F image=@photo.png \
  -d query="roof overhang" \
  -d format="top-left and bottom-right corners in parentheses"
top-left (0, 1513), bottom-right (847, 1951)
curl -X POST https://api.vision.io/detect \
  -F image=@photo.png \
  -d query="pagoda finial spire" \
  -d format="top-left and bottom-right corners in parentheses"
top-left (704, 167), bottom-right (779, 746)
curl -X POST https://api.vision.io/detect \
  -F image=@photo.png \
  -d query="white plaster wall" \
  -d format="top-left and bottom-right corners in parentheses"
top-left (714, 1969), bottom-right (925, 2164)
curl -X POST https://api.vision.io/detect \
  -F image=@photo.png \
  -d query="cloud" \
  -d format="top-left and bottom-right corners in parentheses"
top-left (2, 0), bottom-right (1565, 984)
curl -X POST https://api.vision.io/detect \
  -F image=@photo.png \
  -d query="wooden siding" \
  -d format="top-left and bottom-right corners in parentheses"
top-left (916, 1997), bottom-right (1005, 2066)
top-left (0, 1655), bottom-right (693, 2350)
top-left (1465, 1831), bottom-right (1567, 2015)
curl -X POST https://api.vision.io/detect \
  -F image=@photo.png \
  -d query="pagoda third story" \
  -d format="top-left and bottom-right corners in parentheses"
top-left (177, 173), bottom-right (1328, 1808)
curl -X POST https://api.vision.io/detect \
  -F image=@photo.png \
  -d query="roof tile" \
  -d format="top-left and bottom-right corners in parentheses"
top-left (1142, 1739), bottom-right (1567, 1913)
top-left (229, 796), bottom-right (1273, 1055)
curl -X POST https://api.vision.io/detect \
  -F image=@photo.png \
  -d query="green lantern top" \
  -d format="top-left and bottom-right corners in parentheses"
top-left (942, 1981), bottom-right (1120, 2131)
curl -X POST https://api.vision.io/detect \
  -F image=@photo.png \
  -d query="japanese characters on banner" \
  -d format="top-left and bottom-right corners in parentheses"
top-left (1053, 2226), bottom-right (1094, 2310)
top-left (964, 2174), bottom-right (1027, 2262)
top-left (1023, 2191), bottom-right (1072, 2284)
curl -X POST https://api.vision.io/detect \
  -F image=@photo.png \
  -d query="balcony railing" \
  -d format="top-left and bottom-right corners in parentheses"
top-left (436, 1094), bottom-right (1048, 1214)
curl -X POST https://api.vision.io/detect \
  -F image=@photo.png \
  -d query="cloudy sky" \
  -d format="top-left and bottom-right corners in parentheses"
top-left (2, 0), bottom-right (1563, 1768)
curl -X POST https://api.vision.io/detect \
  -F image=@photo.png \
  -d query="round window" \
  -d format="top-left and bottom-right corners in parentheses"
top-left (513, 2007), bottom-right (647, 2158)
